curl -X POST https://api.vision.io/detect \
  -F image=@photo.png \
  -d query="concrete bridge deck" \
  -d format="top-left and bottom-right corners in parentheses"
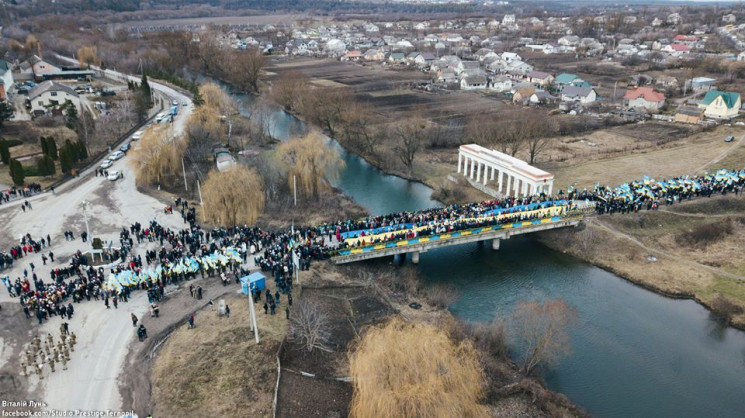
top-left (330, 214), bottom-right (584, 264)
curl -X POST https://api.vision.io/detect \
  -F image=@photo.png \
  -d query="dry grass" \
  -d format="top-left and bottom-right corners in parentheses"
top-left (348, 317), bottom-right (488, 418)
top-left (151, 293), bottom-right (288, 417)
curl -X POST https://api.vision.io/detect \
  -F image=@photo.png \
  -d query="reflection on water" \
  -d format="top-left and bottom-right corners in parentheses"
top-left (234, 88), bottom-right (745, 418)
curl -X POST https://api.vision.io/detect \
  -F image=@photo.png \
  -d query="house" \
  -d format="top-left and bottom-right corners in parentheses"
top-left (623, 87), bottom-right (666, 110)
top-left (561, 85), bottom-right (597, 104)
top-left (19, 55), bottom-right (61, 78)
top-left (512, 87), bottom-right (535, 105)
top-left (388, 52), bottom-right (406, 64)
top-left (558, 35), bottom-right (580, 47)
top-left (687, 77), bottom-right (716, 91)
top-left (438, 69), bottom-right (458, 84)
top-left (363, 49), bottom-right (385, 61)
top-left (526, 70), bottom-right (554, 87)
top-left (667, 13), bottom-right (682, 25)
top-left (529, 90), bottom-right (557, 105)
top-left (737, 51), bottom-right (745, 62)
top-left (662, 43), bottom-right (690, 55)
top-left (461, 75), bottom-right (488, 90)
top-left (416, 52), bottom-right (436, 66)
top-left (343, 51), bottom-right (362, 61)
top-left (26, 81), bottom-right (81, 116)
top-left (673, 34), bottom-right (698, 46)
top-left (698, 90), bottom-right (741, 119)
top-left (0, 59), bottom-right (14, 101)
top-left (675, 107), bottom-right (704, 124)
top-left (502, 14), bottom-right (516, 26)
top-left (554, 73), bottom-right (584, 87)
top-left (501, 52), bottom-right (522, 63)
top-left (504, 61), bottom-right (534, 77)
top-left (489, 75), bottom-right (512, 92)
top-left (723, 14), bottom-right (736, 24)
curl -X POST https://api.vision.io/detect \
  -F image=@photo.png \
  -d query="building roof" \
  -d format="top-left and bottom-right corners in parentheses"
top-left (555, 73), bottom-right (580, 84)
top-left (527, 70), bottom-right (552, 80)
top-left (623, 87), bottom-right (666, 103)
top-left (669, 43), bottom-right (690, 52)
top-left (676, 107), bottom-right (703, 116)
top-left (463, 75), bottom-right (487, 85)
top-left (28, 81), bottom-right (79, 101)
top-left (390, 52), bottom-right (406, 59)
top-left (700, 90), bottom-right (740, 109)
top-left (561, 85), bottom-right (595, 98)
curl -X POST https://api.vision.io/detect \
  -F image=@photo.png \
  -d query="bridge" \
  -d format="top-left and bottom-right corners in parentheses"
top-left (329, 201), bottom-right (594, 264)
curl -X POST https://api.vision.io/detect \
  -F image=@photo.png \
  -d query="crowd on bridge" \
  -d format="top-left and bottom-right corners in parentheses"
top-left (0, 184), bottom-right (42, 206)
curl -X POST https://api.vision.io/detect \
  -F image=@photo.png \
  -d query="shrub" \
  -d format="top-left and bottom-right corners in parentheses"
top-left (0, 139), bottom-right (9, 165)
top-left (425, 282), bottom-right (459, 309)
top-left (710, 294), bottom-right (744, 322)
top-left (36, 155), bottom-right (56, 176)
top-left (9, 158), bottom-right (24, 185)
top-left (676, 219), bottom-right (733, 248)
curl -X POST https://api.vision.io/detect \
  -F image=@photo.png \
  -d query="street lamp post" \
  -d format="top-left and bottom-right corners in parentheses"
top-left (81, 200), bottom-right (92, 253)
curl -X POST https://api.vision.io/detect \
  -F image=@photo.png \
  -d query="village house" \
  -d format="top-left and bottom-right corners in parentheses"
top-left (26, 80), bottom-right (81, 117)
top-left (561, 85), bottom-right (597, 104)
top-left (512, 86), bottom-right (535, 105)
top-left (687, 77), bottom-right (716, 91)
top-left (526, 70), bottom-right (554, 87)
top-left (461, 75), bottom-right (488, 90)
top-left (388, 52), bottom-right (407, 64)
top-left (363, 49), bottom-right (385, 61)
top-left (0, 59), bottom-right (14, 101)
top-left (342, 50), bottom-right (362, 61)
top-left (723, 14), bottom-right (736, 24)
top-left (623, 87), bottom-right (666, 110)
top-left (529, 90), bottom-right (558, 105)
top-left (662, 43), bottom-right (690, 55)
top-left (489, 75), bottom-right (512, 92)
top-left (19, 55), bottom-right (61, 77)
top-left (698, 90), bottom-right (741, 119)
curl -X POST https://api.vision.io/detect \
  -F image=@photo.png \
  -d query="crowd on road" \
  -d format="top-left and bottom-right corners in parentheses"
top-left (0, 184), bottom-right (42, 205)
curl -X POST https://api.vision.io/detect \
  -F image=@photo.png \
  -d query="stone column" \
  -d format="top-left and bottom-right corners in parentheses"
top-left (498, 171), bottom-right (504, 193)
top-left (476, 162), bottom-right (481, 182)
top-left (548, 180), bottom-right (553, 196)
top-left (491, 238), bottom-right (500, 250)
top-left (411, 251), bottom-right (420, 264)
top-left (483, 165), bottom-right (488, 185)
top-left (458, 152), bottom-right (463, 174)
top-left (470, 158), bottom-right (475, 179)
top-left (491, 167), bottom-right (496, 181)
top-left (506, 175), bottom-right (513, 196)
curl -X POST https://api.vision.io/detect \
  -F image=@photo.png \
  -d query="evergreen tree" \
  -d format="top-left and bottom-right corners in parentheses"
top-left (77, 141), bottom-right (88, 159)
top-left (64, 140), bottom-right (79, 164)
top-left (36, 155), bottom-right (56, 176)
top-left (0, 102), bottom-right (14, 127)
top-left (9, 158), bottom-right (24, 186)
top-left (0, 139), bottom-right (9, 165)
top-left (46, 137), bottom-right (58, 160)
top-left (59, 148), bottom-right (72, 174)
top-left (40, 136), bottom-right (48, 156)
top-left (64, 100), bottom-right (79, 129)
top-left (141, 74), bottom-right (152, 108)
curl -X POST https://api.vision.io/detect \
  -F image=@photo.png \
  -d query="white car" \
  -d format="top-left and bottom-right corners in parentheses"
top-left (107, 170), bottom-right (122, 181)
top-left (131, 131), bottom-right (144, 141)
top-left (110, 151), bottom-right (125, 160)
top-left (100, 159), bottom-right (113, 169)
top-left (172, 99), bottom-right (178, 106)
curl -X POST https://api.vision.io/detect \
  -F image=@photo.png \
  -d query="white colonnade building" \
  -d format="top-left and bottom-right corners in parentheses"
top-left (457, 144), bottom-right (554, 197)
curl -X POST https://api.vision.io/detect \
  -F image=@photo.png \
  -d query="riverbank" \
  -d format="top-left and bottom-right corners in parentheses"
top-left (536, 195), bottom-right (745, 329)
top-left (147, 259), bottom-right (586, 417)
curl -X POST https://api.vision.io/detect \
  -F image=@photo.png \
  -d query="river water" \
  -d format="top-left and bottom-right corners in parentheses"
top-left (236, 93), bottom-right (745, 417)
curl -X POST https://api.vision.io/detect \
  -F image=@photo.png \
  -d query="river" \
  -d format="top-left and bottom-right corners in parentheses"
top-left (235, 92), bottom-right (745, 417)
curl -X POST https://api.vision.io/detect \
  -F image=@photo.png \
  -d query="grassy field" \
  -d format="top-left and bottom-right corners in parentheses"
top-left (151, 293), bottom-right (287, 417)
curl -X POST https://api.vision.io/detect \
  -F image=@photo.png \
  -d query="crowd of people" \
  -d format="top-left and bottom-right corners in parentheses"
top-left (0, 184), bottom-right (42, 205)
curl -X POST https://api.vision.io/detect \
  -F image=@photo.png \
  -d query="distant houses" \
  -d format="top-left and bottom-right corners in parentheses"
top-left (560, 86), bottom-right (597, 104)
top-left (0, 59), bottom-right (14, 101)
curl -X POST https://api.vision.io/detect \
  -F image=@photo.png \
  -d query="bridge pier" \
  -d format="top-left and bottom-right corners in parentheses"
top-left (411, 251), bottom-right (420, 264)
top-left (491, 238), bottom-right (500, 251)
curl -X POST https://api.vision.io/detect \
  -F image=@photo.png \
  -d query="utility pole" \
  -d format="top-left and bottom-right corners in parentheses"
top-left (81, 201), bottom-right (92, 253)
top-left (248, 285), bottom-right (260, 344)
top-left (293, 175), bottom-right (297, 206)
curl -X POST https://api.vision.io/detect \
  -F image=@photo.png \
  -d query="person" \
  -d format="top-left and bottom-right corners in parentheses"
top-left (137, 324), bottom-right (147, 342)
top-left (187, 313), bottom-right (195, 329)
top-left (66, 303), bottom-right (74, 319)
top-left (197, 286), bottom-right (203, 300)
top-left (275, 291), bottom-right (280, 304)
top-left (288, 293), bottom-right (293, 307)
top-left (208, 299), bottom-right (214, 311)
top-left (263, 302), bottom-right (268, 315)
top-left (131, 313), bottom-right (138, 327)
top-left (225, 305), bottom-right (230, 319)
top-left (112, 295), bottom-right (118, 309)
top-left (285, 307), bottom-right (290, 319)
top-left (62, 322), bottom-right (69, 335)
top-left (49, 251), bottom-right (54, 262)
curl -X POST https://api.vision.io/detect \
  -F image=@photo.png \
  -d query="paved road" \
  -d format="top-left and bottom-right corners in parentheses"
top-left (0, 64), bottom-right (194, 413)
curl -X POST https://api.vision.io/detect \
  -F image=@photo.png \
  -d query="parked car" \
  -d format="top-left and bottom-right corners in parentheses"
top-left (182, 100), bottom-right (188, 106)
top-left (120, 143), bottom-right (131, 153)
top-left (724, 135), bottom-right (735, 142)
top-left (107, 170), bottom-right (122, 181)
top-left (100, 159), bottom-right (113, 169)
top-left (131, 130), bottom-right (144, 141)
top-left (172, 99), bottom-right (179, 106)
top-left (110, 151), bottom-right (125, 160)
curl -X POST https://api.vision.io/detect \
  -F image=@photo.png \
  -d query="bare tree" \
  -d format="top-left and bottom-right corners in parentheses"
top-left (392, 117), bottom-right (430, 176)
top-left (77, 46), bottom-right (101, 69)
top-left (228, 48), bottom-right (266, 93)
top-left (277, 132), bottom-right (344, 199)
top-left (510, 298), bottom-right (578, 376)
top-left (340, 102), bottom-right (379, 155)
top-left (270, 70), bottom-right (309, 111)
top-left (300, 87), bottom-right (353, 137)
top-left (289, 299), bottom-right (330, 352)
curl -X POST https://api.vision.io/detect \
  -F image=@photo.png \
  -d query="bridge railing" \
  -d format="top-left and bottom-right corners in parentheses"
top-left (329, 212), bottom-right (585, 258)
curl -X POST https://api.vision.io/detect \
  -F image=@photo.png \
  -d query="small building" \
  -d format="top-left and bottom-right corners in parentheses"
top-left (461, 75), bottom-right (488, 90)
top-left (26, 80), bottom-right (81, 116)
top-left (623, 87), bottom-right (666, 110)
top-left (687, 77), bottom-right (716, 91)
top-left (529, 90), bottom-right (557, 105)
top-left (561, 85), bottom-right (597, 104)
top-left (19, 55), bottom-right (61, 77)
top-left (526, 70), bottom-right (554, 87)
top-left (363, 49), bottom-right (385, 61)
top-left (0, 59), bottom-right (14, 100)
top-left (554, 73), bottom-right (584, 87)
top-left (698, 90), bottom-right (741, 120)
top-left (674, 107), bottom-right (704, 124)
top-left (489, 75), bottom-right (512, 92)
top-left (343, 50), bottom-right (362, 61)
top-left (388, 52), bottom-right (406, 63)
